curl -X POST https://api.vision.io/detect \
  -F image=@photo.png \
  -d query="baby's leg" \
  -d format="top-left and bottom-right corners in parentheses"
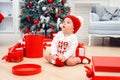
top-left (44, 53), bottom-right (52, 63)
top-left (65, 56), bottom-right (81, 66)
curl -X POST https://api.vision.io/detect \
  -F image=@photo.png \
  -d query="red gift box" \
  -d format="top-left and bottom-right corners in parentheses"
top-left (76, 43), bottom-right (85, 57)
top-left (2, 48), bottom-right (24, 62)
top-left (92, 56), bottom-right (120, 72)
top-left (24, 34), bottom-right (44, 58)
top-left (43, 37), bottom-right (52, 42)
top-left (8, 42), bottom-right (22, 52)
top-left (2, 42), bottom-right (25, 62)
top-left (92, 76), bottom-right (120, 80)
top-left (85, 56), bottom-right (120, 80)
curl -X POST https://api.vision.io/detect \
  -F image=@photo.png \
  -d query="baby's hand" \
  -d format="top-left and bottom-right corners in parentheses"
top-left (52, 54), bottom-right (58, 60)
top-left (59, 54), bottom-right (66, 62)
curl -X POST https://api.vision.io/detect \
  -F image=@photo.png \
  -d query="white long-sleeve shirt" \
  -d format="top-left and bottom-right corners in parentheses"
top-left (51, 31), bottom-right (78, 59)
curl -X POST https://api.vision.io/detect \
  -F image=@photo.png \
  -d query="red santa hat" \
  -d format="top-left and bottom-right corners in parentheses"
top-left (63, 15), bottom-right (81, 33)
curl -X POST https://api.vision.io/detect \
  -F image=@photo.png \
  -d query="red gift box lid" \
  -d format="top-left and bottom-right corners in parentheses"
top-left (12, 64), bottom-right (41, 76)
top-left (92, 56), bottom-right (120, 72)
top-left (43, 38), bottom-right (52, 42)
top-left (92, 76), bottom-right (120, 80)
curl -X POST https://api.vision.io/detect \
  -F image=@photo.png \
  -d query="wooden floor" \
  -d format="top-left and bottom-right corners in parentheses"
top-left (0, 44), bottom-right (120, 80)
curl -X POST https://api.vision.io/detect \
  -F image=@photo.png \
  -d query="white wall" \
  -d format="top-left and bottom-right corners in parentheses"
top-left (109, 0), bottom-right (120, 7)
top-left (0, 0), bottom-right (21, 46)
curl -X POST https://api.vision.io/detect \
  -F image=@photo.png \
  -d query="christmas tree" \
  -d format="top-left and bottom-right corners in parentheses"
top-left (19, 0), bottom-right (70, 37)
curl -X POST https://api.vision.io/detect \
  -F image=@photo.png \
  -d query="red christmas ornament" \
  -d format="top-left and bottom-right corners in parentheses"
top-left (48, 0), bottom-right (54, 4)
top-left (29, 1), bottom-right (33, 8)
top-left (62, 0), bottom-right (65, 5)
top-left (27, 16), bottom-right (30, 22)
top-left (0, 13), bottom-right (4, 23)
top-left (58, 9), bottom-right (62, 14)
top-left (24, 29), bottom-right (30, 33)
top-left (55, 14), bottom-right (59, 18)
top-left (37, 27), bottom-right (41, 31)
top-left (33, 19), bottom-right (39, 24)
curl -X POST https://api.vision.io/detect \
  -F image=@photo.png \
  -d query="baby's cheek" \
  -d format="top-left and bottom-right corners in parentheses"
top-left (66, 26), bottom-right (71, 30)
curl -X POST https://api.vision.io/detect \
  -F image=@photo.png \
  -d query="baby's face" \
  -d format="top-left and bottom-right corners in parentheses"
top-left (61, 18), bottom-right (74, 34)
